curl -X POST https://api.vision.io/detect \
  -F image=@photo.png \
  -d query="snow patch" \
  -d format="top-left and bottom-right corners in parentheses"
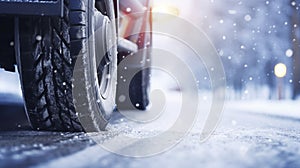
top-left (227, 100), bottom-right (300, 119)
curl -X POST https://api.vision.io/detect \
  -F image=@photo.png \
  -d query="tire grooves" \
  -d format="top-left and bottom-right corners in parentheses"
top-left (19, 0), bottom-right (88, 131)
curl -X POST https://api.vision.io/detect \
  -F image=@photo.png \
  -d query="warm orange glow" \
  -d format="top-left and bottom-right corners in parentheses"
top-left (152, 4), bottom-right (180, 16)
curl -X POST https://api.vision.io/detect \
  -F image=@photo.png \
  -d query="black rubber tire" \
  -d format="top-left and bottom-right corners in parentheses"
top-left (0, 17), bottom-right (15, 72)
top-left (117, 11), bottom-right (152, 111)
top-left (128, 66), bottom-right (151, 110)
top-left (18, 0), bottom-right (117, 132)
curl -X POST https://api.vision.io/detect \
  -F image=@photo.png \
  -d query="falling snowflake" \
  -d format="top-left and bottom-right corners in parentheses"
top-left (286, 49), bottom-right (293, 57)
top-left (244, 14), bottom-right (252, 22)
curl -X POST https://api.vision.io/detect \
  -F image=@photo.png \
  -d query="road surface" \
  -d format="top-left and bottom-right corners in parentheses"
top-left (0, 92), bottom-right (300, 168)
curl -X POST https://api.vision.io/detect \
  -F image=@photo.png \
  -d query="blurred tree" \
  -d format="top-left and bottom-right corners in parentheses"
top-left (186, 0), bottom-right (296, 99)
top-left (202, 0), bottom-right (291, 99)
top-left (291, 0), bottom-right (300, 99)
top-left (265, 60), bottom-right (276, 99)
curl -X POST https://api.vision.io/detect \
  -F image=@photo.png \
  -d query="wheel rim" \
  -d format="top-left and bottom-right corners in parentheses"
top-left (95, 15), bottom-right (115, 100)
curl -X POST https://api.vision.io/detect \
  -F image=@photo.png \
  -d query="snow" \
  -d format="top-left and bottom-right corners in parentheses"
top-left (285, 49), bottom-right (293, 57)
top-left (228, 10), bottom-right (237, 15)
top-left (244, 14), bottom-right (252, 22)
top-left (227, 100), bottom-right (300, 119)
top-left (5, 98), bottom-right (298, 167)
top-left (0, 68), bottom-right (22, 97)
top-left (35, 35), bottom-right (42, 41)
top-left (162, 0), bottom-right (299, 99)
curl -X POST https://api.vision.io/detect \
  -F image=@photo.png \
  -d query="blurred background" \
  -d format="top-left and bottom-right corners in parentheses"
top-left (152, 0), bottom-right (300, 101)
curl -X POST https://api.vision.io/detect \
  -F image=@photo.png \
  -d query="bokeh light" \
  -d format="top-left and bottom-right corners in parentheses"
top-left (274, 63), bottom-right (287, 78)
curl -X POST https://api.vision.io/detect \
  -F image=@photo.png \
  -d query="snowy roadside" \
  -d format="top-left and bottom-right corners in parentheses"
top-left (226, 100), bottom-right (300, 119)
top-left (0, 68), bottom-right (22, 97)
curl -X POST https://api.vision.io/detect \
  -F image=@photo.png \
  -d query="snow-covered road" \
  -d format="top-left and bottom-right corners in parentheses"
top-left (1, 68), bottom-right (300, 167)
top-left (0, 94), bottom-right (300, 168)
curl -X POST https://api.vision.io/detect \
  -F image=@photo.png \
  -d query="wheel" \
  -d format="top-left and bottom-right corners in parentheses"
top-left (0, 17), bottom-right (15, 72)
top-left (129, 30), bottom-right (152, 110)
top-left (116, 6), bottom-right (152, 111)
top-left (128, 57), bottom-right (151, 110)
top-left (17, 0), bottom-right (117, 132)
